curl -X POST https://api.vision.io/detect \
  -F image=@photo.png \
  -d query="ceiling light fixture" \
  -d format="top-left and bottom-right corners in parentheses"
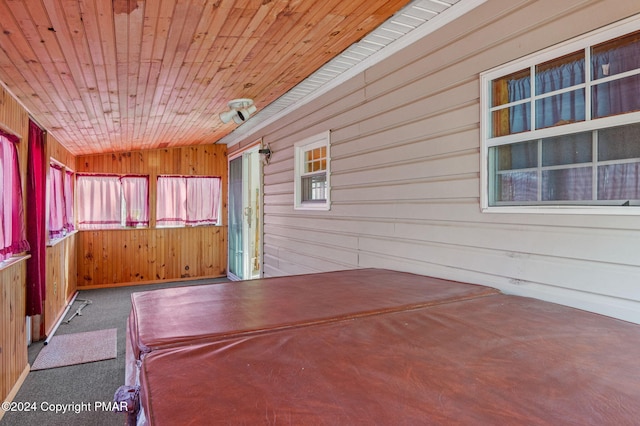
top-left (219, 98), bottom-right (257, 124)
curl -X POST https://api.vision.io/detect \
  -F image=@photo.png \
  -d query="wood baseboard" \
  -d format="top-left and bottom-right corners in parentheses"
top-left (77, 274), bottom-right (227, 290)
top-left (0, 364), bottom-right (30, 422)
top-left (43, 292), bottom-right (78, 338)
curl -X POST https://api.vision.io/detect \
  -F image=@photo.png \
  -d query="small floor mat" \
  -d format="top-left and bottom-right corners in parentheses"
top-left (31, 328), bottom-right (117, 371)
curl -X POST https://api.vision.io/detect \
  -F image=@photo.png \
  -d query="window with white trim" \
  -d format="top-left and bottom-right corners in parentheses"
top-left (481, 19), bottom-right (640, 213)
top-left (294, 131), bottom-right (330, 210)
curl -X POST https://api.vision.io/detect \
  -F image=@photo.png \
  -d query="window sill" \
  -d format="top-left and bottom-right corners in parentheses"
top-left (78, 225), bottom-right (222, 230)
top-left (0, 254), bottom-right (31, 273)
top-left (294, 202), bottom-right (331, 211)
top-left (47, 230), bottom-right (78, 247)
top-left (156, 224), bottom-right (222, 229)
top-left (77, 226), bottom-right (149, 232)
top-left (481, 205), bottom-right (640, 215)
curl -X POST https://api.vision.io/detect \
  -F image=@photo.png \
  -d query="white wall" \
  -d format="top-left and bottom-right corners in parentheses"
top-left (228, 0), bottom-right (640, 324)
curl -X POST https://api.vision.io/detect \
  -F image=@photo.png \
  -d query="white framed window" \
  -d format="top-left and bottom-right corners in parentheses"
top-left (480, 16), bottom-right (640, 215)
top-left (294, 131), bottom-right (330, 210)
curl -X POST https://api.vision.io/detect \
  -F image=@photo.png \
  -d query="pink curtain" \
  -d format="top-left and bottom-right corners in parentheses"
top-left (0, 133), bottom-right (29, 261)
top-left (186, 176), bottom-right (221, 225)
top-left (48, 164), bottom-right (65, 238)
top-left (156, 176), bottom-right (187, 227)
top-left (26, 120), bottom-right (46, 316)
top-left (157, 176), bottom-right (221, 227)
top-left (64, 170), bottom-right (75, 232)
top-left (121, 175), bottom-right (149, 227)
top-left (76, 174), bottom-right (122, 229)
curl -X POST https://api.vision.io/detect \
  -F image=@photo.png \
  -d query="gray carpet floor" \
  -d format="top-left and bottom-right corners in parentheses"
top-left (1, 277), bottom-right (229, 426)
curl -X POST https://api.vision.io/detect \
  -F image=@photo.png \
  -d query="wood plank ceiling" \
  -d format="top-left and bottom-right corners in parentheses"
top-left (0, 0), bottom-right (413, 155)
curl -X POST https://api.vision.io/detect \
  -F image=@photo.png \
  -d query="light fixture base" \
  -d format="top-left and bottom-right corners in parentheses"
top-left (227, 98), bottom-right (254, 110)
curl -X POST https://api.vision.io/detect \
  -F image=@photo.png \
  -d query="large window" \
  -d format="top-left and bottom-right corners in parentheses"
top-left (0, 132), bottom-right (29, 262)
top-left (156, 176), bottom-right (222, 227)
top-left (76, 174), bottom-right (149, 230)
top-left (481, 18), bottom-right (640, 213)
top-left (294, 131), bottom-right (331, 210)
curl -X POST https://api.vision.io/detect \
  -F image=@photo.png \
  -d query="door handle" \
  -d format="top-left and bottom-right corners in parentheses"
top-left (244, 207), bottom-right (252, 226)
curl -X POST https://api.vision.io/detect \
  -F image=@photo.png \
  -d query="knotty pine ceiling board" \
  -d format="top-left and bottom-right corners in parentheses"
top-left (0, 0), bottom-right (411, 155)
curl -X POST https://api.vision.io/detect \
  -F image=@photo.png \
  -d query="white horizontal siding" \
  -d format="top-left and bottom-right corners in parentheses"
top-left (232, 0), bottom-right (640, 324)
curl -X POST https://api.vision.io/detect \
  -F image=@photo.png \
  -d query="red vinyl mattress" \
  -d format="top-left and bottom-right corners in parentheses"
top-left (139, 294), bottom-right (640, 425)
top-left (127, 268), bottom-right (498, 359)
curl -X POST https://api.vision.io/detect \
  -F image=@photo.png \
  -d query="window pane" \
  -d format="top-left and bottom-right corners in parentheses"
top-left (535, 88), bottom-right (585, 129)
top-left (491, 68), bottom-right (530, 107)
top-left (49, 165), bottom-right (66, 238)
top-left (301, 174), bottom-right (327, 202)
top-left (492, 104), bottom-right (531, 137)
top-left (494, 141), bottom-right (538, 171)
top-left (76, 175), bottom-right (122, 230)
top-left (156, 176), bottom-right (187, 227)
top-left (598, 163), bottom-right (640, 201)
top-left (186, 177), bottom-right (221, 226)
top-left (491, 69), bottom-right (531, 137)
top-left (591, 30), bottom-right (640, 80)
top-left (592, 75), bottom-right (640, 119)
top-left (542, 167), bottom-right (592, 201)
top-left (305, 147), bottom-right (326, 173)
top-left (64, 171), bottom-right (75, 232)
top-left (542, 132), bottom-right (592, 167)
top-left (495, 171), bottom-right (538, 202)
top-left (121, 176), bottom-right (149, 227)
top-left (0, 135), bottom-right (29, 261)
top-left (598, 123), bottom-right (640, 161)
top-left (535, 51), bottom-right (584, 95)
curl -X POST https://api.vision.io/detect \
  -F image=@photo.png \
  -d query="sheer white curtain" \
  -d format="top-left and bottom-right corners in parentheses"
top-left (156, 176), bottom-right (187, 227)
top-left (76, 175), bottom-right (122, 229)
top-left (157, 176), bottom-right (221, 227)
top-left (121, 176), bottom-right (149, 227)
top-left (49, 164), bottom-right (66, 238)
top-left (186, 177), bottom-right (222, 225)
top-left (64, 170), bottom-right (75, 232)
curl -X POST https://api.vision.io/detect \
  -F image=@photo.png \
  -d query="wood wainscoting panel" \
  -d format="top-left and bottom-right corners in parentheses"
top-left (77, 226), bottom-right (227, 287)
top-left (44, 235), bottom-right (78, 336)
top-left (0, 260), bottom-right (28, 406)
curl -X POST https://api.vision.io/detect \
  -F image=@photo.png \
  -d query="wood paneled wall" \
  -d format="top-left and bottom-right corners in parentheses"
top-left (0, 262), bottom-right (28, 415)
top-left (76, 144), bottom-right (228, 287)
top-left (43, 237), bottom-right (77, 335)
top-left (0, 84), bottom-right (29, 409)
top-left (42, 133), bottom-right (79, 336)
top-left (77, 227), bottom-right (226, 286)
top-left (48, 132), bottom-right (76, 170)
top-left (0, 84), bottom-right (28, 191)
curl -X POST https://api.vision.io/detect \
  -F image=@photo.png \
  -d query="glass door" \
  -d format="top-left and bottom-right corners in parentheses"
top-left (228, 146), bottom-right (262, 280)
